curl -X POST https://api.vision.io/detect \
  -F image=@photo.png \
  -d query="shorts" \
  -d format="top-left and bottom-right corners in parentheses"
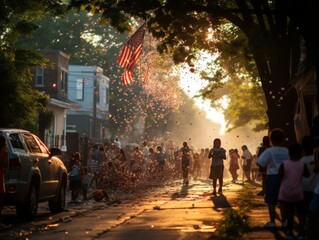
top-left (182, 160), bottom-right (190, 170)
top-left (209, 165), bottom-right (224, 180)
top-left (265, 175), bottom-right (281, 204)
top-left (69, 175), bottom-right (81, 191)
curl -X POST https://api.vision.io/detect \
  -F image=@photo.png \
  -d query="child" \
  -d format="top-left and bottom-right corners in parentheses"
top-left (81, 167), bottom-right (91, 201)
top-left (229, 149), bottom-right (240, 183)
top-left (208, 138), bottom-right (226, 195)
top-left (278, 143), bottom-right (306, 240)
top-left (257, 128), bottom-right (289, 228)
top-left (241, 145), bottom-right (253, 182)
top-left (69, 152), bottom-right (83, 203)
top-left (192, 152), bottom-right (201, 180)
top-left (180, 142), bottom-right (191, 185)
top-left (251, 154), bottom-right (259, 181)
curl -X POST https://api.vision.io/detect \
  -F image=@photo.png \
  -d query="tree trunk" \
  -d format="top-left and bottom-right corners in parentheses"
top-left (253, 38), bottom-right (299, 145)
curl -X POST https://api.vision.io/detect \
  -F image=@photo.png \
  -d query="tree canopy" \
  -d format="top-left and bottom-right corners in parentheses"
top-left (69, 0), bottom-right (318, 143)
top-left (18, 9), bottom-right (185, 140)
top-left (0, 0), bottom-right (67, 131)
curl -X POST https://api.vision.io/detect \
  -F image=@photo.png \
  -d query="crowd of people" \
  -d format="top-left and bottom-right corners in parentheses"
top-left (255, 129), bottom-right (319, 240)
top-left (55, 131), bottom-right (319, 239)
top-left (1, 126), bottom-right (319, 238)
top-left (66, 140), bottom-right (215, 203)
top-left (65, 136), bottom-right (268, 204)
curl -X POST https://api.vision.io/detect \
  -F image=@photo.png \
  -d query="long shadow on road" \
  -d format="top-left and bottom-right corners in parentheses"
top-left (171, 182), bottom-right (194, 200)
top-left (211, 193), bottom-right (232, 212)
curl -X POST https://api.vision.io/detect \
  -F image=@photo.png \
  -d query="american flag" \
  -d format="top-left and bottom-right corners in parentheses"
top-left (123, 69), bottom-right (133, 85)
top-left (117, 23), bottom-right (146, 84)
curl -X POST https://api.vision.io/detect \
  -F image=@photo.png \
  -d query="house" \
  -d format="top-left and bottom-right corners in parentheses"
top-left (67, 65), bottom-right (110, 143)
top-left (33, 49), bottom-right (77, 148)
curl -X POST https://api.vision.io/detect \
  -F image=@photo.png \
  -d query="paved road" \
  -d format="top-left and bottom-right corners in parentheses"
top-left (0, 179), bottom-right (241, 240)
top-left (2, 178), bottom-right (306, 240)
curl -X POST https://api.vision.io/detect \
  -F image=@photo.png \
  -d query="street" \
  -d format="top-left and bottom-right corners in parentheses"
top-left (0, 179), bottom-right (244, 240)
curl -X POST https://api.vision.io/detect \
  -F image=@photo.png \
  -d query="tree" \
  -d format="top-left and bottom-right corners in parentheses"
top-left (0, 0), bottom-right (67, 131)
top-left (69, 0), bottom-right (310, 143)
top-left (18, 10), bottom-right (185, 140)
top-left (286, 1), bottom-right (319, 112)
top-left (199, 23), bottom-right (267, 131)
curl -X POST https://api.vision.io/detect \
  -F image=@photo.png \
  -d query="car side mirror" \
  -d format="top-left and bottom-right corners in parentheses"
top-left (50, 148), bottom-right (62, 157)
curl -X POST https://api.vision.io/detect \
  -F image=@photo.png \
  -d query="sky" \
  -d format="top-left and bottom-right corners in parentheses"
top-left (176, 56), bottom-right (267, 154)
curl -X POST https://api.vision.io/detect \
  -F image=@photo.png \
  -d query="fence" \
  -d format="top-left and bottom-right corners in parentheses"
top-left (44, 132), bottom-right (90, 169)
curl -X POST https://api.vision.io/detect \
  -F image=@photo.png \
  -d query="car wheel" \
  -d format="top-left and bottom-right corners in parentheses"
top-left (16, 182), bottom-right (38, 219)
top-left (49, 178), bottom-right (66, 213)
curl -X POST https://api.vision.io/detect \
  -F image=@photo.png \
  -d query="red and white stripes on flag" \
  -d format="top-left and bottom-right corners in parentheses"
top-left (117, 23), bottom-right (146, 85)
top-left (123, 69), bottom-right (133, 85)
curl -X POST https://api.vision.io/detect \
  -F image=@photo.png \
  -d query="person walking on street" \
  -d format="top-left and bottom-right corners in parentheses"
top-left (180, 142), bottom-right (192, 185)
top-left (69, 152), bottom-right (84, 203)
top-left (208, 138), bottom-right (226, 195)
top-left (81, 167), bottom-right (91, 201)
top-left (192, 152), bottom-right (201, 180)
top-left (257, 128), bottom-right (289, 228)
top-left (241, 145), bottom-right (252, 182)
top-left (156, 146), bottom-right (166, 172)
top-left (229, 149), bottom-right (240, 183)
top-left (251, 154), bottom-right (259, 182)
top-left (278, 143), bottom-right (307, 240)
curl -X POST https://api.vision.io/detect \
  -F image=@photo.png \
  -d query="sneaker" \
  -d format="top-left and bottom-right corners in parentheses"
top-left (264, 221), bottom-right (276, 228)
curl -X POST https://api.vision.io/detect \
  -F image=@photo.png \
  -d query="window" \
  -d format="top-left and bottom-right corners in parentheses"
top-left (76, 78), bottom-right (84, 100)
top-left (36, 67), bottom-right (44, 86)
top-left (61, 68), bottom-right (68, 93)
top-left (34, 136), bottom-right (50, 154)
top-left (23, 134), bottom-right (42, 154)
top-left (9, 133), bottom-right (24, 150)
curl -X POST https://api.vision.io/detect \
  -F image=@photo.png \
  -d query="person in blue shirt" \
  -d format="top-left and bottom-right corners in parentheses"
top-left (208, 138), bottom-right (226, 195)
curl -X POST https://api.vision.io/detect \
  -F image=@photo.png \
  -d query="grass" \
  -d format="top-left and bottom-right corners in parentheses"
top-left (210, 185), bottom-right (257, 240)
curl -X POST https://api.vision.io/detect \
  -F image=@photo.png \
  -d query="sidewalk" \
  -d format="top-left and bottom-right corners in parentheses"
top-left (228, 179), bottom-right (318, 240)
top-left (236, 180), bottom-right (287, 240)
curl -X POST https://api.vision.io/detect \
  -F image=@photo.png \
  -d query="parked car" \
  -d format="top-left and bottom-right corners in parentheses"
top-left (0, 129), bottom-right (68, 219)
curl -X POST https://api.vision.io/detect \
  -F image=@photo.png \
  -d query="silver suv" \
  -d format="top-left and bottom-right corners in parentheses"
top-left (0, 129), bottom-right (68, 219)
